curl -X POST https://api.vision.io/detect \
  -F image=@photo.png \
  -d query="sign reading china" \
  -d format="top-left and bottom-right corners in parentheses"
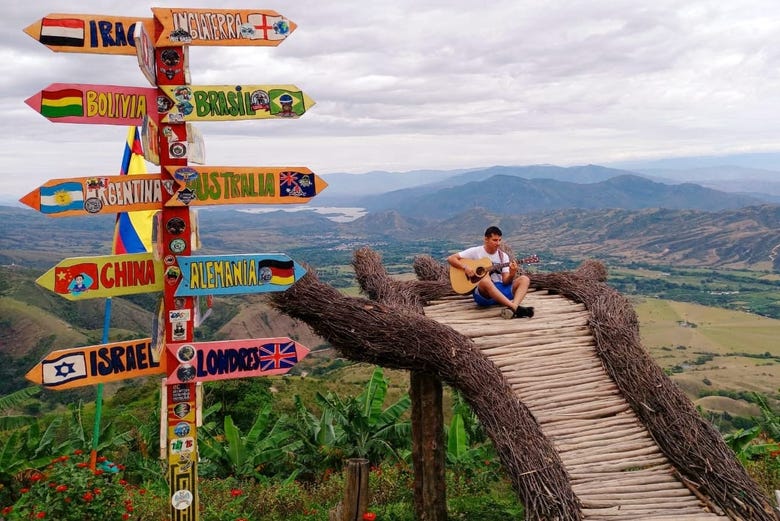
top-left (164, 166), bottom-right (327, 207)
top-left (25, 83), bottom-right (157, 125)
top-left (157, 84), bottom-right (314, 123)
top-left (151, 8), bottom-right (296, 47)
top-left (166, 337), bottom-right (310, 384)
top-left (25, 338), bottom-right (163, 390)
top-left (20, 173), bottom-right (175, 217)
top-left (174, 253), bottom-right (306, 297)
top-left (23, 14), bottom-right (154, 55)
top-left (37, 252), bottom-right (163, 300)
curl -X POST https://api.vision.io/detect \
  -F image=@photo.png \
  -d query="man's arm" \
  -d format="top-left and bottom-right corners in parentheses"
top-left (448, 253), bottom-right (475, 279)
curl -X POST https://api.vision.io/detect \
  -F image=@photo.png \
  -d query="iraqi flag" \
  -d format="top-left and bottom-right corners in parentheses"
top-left (39, 17), bottom-right (86, 47)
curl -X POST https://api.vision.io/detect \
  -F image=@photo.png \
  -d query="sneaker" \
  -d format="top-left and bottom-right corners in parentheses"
top-left (501, 306), bottom-right (535, 319)
top-left (513, 306), bottom-right (534, 318)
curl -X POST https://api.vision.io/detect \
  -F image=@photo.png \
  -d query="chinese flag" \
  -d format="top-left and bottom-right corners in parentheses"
top-left (54, 263), bottom-right (99, 294)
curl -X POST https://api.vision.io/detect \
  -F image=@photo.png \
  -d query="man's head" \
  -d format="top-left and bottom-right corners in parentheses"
top-left (483, 226), bottom-right (502, 253)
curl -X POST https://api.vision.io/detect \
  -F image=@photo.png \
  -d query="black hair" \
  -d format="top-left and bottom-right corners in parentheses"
top-left (484, 226), bottom-right (502, 237)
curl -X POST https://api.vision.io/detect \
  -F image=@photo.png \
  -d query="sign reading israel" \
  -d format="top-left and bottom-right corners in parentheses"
top-left (174, 253), bottom-right (305, 297)
top-left (25, 338), bottom-right (163, 390)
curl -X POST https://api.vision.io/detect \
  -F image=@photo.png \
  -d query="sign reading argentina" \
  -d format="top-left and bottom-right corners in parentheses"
top-left (175, 253), bottom-right (305, 297)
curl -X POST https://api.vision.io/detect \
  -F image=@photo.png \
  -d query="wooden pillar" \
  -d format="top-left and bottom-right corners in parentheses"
top-left (330, 458), bottom-right (369, 521)
top-left (410, 371), bottom-right (447, 521)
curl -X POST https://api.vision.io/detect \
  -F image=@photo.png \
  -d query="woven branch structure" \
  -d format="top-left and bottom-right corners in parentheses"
top-left (271, 249), bottom-right (778, 521)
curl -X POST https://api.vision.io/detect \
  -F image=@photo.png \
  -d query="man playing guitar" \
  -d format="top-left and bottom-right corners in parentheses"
top-left (447, 225), bottom-right (534, 319)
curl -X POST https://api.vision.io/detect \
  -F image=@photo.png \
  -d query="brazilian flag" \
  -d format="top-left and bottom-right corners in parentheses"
top-left (268, 89), bottom-right (306, 117)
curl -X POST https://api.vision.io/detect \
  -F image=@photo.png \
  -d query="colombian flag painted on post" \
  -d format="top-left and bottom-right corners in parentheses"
top-left (113, 127), bottom-right (154, 254)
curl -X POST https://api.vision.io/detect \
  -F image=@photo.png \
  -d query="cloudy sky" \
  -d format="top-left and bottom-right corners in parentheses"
top-left (3, 0), bottom-right (780, 199)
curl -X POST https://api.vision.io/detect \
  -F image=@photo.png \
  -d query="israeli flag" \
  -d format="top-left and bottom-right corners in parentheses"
top-left (42, 352), bottom-right (88, 386)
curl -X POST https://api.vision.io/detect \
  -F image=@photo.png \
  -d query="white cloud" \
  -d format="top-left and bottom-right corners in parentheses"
top-left (2, 0), bottom-right (780, 199)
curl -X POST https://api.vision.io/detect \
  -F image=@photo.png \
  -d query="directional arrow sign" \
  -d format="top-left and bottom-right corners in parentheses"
top-left (20, 174), bottom-right (174, 217)
top-left (164, 166), bottom-right (327, 207)
top-left (25, 83), bottom-right (157, 125)
top-left (166, 338), bottom-right (310, 384)
top-left (37, 252), bottom-right (163, 300)
top-left (174, 253), bottom-right (306, 297)
top-left (151, 8), bottom-right (296, 47)
top-left (157, 84), bottom-right (314, 123)
top-left (23, 14), bottom-right (154, 55)
top-left (25, 338), bottom-right (164, 390)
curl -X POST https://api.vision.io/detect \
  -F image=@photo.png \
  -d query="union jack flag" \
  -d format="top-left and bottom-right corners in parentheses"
top-left (259, 340), bottom-right (299, 371)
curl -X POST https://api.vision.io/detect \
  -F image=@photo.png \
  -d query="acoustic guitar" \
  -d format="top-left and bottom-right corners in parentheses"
top-left (449, 254), bottom-right (539, 294)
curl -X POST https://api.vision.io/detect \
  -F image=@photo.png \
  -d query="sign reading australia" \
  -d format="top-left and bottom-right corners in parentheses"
top-left (175, 253), bottom-right (306, 297)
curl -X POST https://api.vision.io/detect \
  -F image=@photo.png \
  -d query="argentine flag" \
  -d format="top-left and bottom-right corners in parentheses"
top-left (40, 182), bottom-right (84, 214)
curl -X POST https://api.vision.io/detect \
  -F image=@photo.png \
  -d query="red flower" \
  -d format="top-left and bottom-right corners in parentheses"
top-left (119, 479), bottom-right (128, 486)
top-left (93, 488), bottom-right (101, 495)
top-left (230, 488), bottom-right (243, 497)
top-left (30, 473), bottom-right (43, 482)
top-left (97, 456), bottom-right (107, 463)
top-left (76, 462), bottom-right (88, 468)
top-left (2, 506), bottom-right (12, 515)
top-left (74, 449), bottom-right (84, 455)
top-left (36, 512), bottom-right (46, 519)
top-left (94, 469), bottom-right (104, 476)
top-left (363, 513), bottom-right (377, 521)
top-left (20, 487), bottom-right (29, 494)
top-left (56, 484), bottom-right (68, 492)
top-left (122, 515), bottom-right (130, 520)
top-left (82, 491), bottom-right (94, 502)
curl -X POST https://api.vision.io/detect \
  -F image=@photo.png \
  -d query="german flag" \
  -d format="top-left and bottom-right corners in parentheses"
top-left (258, 259), bottom-right (295, 285)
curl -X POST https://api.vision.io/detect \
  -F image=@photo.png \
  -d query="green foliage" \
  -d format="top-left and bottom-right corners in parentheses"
top-left (199, 403), bottom-right (297, 480)
top-left (1, 451), bottom-right (134, 521)
top-left (0, 386), bottom-right (40, 431)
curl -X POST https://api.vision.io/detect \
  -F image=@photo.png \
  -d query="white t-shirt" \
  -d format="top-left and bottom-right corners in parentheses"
top-left (458, 246), bottom-right (508, 283)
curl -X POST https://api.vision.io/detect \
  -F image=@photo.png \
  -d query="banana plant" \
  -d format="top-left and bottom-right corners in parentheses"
top-left (0, 386), bottom-right (40, 431)
top-left (198, 402), bottom-right (297, 480)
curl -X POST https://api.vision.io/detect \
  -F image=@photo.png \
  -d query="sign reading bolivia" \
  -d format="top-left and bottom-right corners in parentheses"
top-left (175, 253), bottom-right (305, 297)
top-left (25, 83), bottom-right (157, 125)
top-left (157, 84), bottom-right (314, 123)
top-left (23, 13), bottom-right (153, 55)
top-left (164, 166), bottom-right (327, 207)
top-left (152, 8), bottom-right (296, 47)
top-left (25, 338), bottom-right (164, 390)
top-left (37, 252), bottom-right (163, 301)
top-left (166, 337), bottom-right (310, 384)
top-left (20, 174), bottom-right (175, 217)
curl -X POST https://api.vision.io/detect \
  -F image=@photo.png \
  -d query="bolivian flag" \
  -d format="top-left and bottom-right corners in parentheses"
top-left (40, 88), bottom-right (83, 118)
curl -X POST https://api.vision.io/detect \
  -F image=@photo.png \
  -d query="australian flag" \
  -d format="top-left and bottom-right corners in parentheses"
top-left (279, 171), bottom-right (315, 198)
top-left (259, 341), bottom-right (299, 371)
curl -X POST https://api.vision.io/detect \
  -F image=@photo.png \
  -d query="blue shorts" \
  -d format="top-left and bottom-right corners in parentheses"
top-left (473, 281), bottom-right (513, 306)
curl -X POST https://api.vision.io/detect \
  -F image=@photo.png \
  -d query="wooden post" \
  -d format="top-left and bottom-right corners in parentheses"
top-left (330, 458), bottom-right (369, 521)
top-left (410, 372), bottom-right (447, 521)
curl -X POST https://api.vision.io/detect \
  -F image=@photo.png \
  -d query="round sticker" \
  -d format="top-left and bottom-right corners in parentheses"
top-left (169, 238), bottom-right (186, 254)
top-left (176, 344), bottom-right (195, 362)
top-left (172, 489), bottom-right (193, 510)
top-left (166, 217), bottom-right (186, 235)
top-left (176, 365), bottom-right (195, 382)
top-left (84, 198), bottom-right (103, 213)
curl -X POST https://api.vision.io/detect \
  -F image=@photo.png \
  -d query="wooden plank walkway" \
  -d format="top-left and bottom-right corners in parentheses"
top-left (424, 289), bottom-right (729, 521)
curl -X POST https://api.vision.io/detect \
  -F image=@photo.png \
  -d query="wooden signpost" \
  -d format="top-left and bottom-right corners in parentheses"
top-left (23, 6), bottom-right (316, 520)
top-left (25, 339), bottom-right (164, 390)
top-left (36, 252), bottom-right (163, 300)
top-left (166, 338), bottom-right (309, 384)
top-left (25, 83), bottom-right (157, 125)
top-left (174, 253), bottom-right (306, 296)
top-left (23, 14), bottom-right (154, 55)
top-left (157, 84), bottom-right (314, 123)
top-left (165, 166), bottom-right (327, 206)
top-left (20, 174), bottom-right (175, 216)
